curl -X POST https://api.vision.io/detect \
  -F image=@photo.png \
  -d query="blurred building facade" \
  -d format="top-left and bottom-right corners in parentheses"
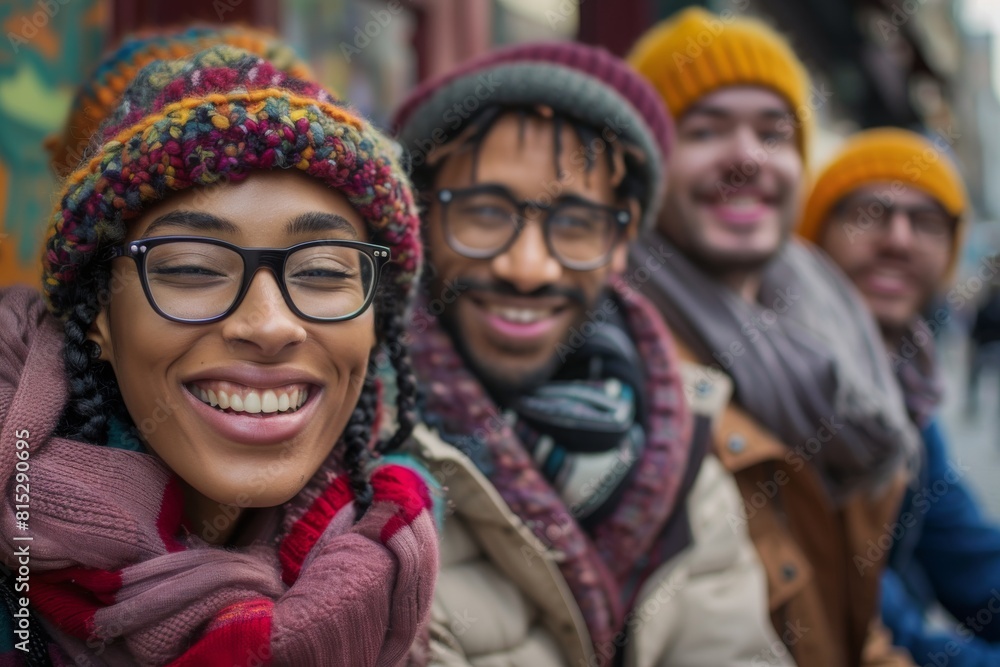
top-left (1, 0), bottom-right (997, 288)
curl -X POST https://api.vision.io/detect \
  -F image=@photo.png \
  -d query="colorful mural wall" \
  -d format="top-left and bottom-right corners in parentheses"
top-left (0, 0), bottom-right (106, 287)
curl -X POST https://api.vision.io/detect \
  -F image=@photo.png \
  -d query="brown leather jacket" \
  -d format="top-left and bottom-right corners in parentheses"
top-left (677, 342), bottom-right (914, 667)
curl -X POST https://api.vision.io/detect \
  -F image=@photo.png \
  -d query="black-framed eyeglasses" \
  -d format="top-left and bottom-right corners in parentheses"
top-left (832, 198), bottom-right (958, 241)
top-left (433, 184), bottom-right (631, 271)
top-left (104, 236), bottom-right (392, 324)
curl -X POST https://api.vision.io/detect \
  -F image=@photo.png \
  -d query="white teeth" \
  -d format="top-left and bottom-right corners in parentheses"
top-left (243, 392), bottom-right (261, 414)
top-left (728, 196), bottom-right (761, 207)
top-left (190, 384), bottom-right (309, 414)
top-left (261, 390), bottom-right (279, 414)
top-left (488, 306), bottom-right (552, 324)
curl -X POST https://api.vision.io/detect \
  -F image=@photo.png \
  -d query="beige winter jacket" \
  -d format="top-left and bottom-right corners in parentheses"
top-left (409, 363), bottom-right (795, 667)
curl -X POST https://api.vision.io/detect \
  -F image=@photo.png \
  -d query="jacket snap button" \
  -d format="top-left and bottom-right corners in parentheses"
top-left (727, 434), bottom-right (746, 454)
top-left (781, 564), bottom-right (797, 581)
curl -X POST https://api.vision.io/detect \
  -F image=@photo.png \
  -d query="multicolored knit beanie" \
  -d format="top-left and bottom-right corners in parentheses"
top-left (43, 45), bottom-right (422, 332)
top-left (392, 41), bottom-right (674, 232)
top-left (799, 126), bottom-right (968, 276)
top-left (46, 25), bottom-right (313, 178)
top-left (628, 7), bottom-right (812, 161)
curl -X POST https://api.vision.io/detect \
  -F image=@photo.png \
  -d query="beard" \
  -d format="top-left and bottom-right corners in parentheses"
top-left (681, 237), bottom-right (782, 276)
top-left (434, 276), bottom-right (591, 406)
top-left (455, 330), bottom-right (563, 404)
top-left (656, 187), bottom-right (796, 279)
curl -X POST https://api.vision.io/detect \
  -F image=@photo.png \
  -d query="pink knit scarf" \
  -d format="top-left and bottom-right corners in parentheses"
top-left (0, 287), bottom-right (438, 666)
top-left (411, 283), bottom-right (692, 659)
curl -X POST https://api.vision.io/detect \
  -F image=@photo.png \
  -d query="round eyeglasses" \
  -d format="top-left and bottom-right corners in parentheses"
top-left (434, 185), bottom-right (631, 271)
top-left (831, 198), bottom-right (957, 243)
top-left (104, 236), bottom-right (392, 323)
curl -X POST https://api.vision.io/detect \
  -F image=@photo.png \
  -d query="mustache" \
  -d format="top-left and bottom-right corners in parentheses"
top-left (453, 277), bottom-right (588, 307)
top-left (691, 172), bottom-right (786, 202)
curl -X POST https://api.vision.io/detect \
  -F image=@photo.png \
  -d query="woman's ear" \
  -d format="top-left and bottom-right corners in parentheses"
top-left (87, 307), bottom-right (113, 363)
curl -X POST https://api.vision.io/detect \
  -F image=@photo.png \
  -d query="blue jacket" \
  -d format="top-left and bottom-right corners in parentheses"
top-left (883, 419), bottom-right (1000, 665)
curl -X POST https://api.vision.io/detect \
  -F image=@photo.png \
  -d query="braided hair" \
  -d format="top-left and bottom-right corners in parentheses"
top-left (344, 260), bottom-right (420, 518)
top-left (54, 220), bottom-right (419, 522)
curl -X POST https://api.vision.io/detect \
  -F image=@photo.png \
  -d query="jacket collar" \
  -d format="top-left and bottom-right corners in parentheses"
top-left (673, 338), bottom-right (787, 473)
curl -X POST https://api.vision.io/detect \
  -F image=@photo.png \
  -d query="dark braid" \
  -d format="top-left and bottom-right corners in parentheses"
top-left (342, 369), bottom-right (377, 520)
top-left (380, 289), bottom-right (419, 454)
top-left (57, 269), bottom-right (128, 445)
top-left (344, 260), bottom-right (420, 516)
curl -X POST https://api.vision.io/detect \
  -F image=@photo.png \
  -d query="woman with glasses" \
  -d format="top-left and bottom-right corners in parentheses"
top-left (0, 45), bottom-right (437, 665)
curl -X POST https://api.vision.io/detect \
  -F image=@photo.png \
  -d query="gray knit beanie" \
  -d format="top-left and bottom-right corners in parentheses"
top-left (392, 42), bottom-right (674, 231)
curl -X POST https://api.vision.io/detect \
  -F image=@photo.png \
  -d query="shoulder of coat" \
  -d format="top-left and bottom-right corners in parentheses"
top-left (679, 361), bottom-right (733, 424)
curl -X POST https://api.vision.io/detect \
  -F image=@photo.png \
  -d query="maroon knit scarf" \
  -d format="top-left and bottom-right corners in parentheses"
top-left (411, 283), bottom-right (691, 658)
top-left (890, 320), bottom-right (943, 429)
top-left (0, 287), bottom-right (438, 667)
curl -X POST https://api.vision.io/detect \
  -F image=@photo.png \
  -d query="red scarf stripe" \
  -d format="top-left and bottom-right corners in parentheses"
top-left (166, 598), bottom-right (274, 667)
top-left (157, 476), bottom-right (188, 553)
top-left (370, 465), bottom-right (434, 544)
top-left (31, 568), bottom-right (123, 638)
top-left (279, 475), bottom-right (354, 586)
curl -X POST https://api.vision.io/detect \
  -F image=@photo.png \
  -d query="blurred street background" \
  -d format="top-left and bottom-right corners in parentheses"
top-left (2, 0), bottom-right (999, 508)
top-left (940, 330), bottom-right (1000, 519)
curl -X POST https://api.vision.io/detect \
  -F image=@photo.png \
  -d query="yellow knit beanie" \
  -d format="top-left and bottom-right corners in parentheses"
top-left (799, 127), bottom-right (967, 273)
top-left (628, 7), bottom-right (812, 160)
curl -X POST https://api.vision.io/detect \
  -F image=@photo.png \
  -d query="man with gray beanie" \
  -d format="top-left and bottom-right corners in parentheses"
top-left (394, 42), bottom-right (790, 667)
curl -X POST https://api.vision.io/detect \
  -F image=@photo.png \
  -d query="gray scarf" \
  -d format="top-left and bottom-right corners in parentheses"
top-left (631, 233), bottom-right (919, 504)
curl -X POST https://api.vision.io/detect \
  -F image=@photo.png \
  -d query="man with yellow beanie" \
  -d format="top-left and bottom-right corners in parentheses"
top-left (803, 127), bottom-right (1000, 666)
top-left (629, 8), bottom-right (917, 666)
